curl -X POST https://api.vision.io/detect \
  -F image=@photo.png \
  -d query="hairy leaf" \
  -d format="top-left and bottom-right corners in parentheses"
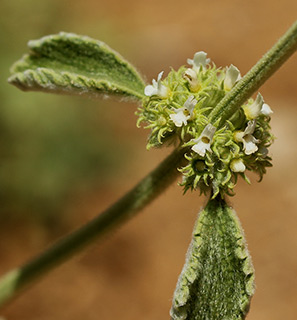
top-left (171, 197), bottom-right (254, 320)
top-left (8, 32), bottom-right (146, 100)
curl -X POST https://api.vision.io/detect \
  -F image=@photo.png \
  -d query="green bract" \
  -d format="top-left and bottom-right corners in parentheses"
top-left (170, 197), bottom-right (255, 320)
top-left (137, 53), bottom-right (273, 197)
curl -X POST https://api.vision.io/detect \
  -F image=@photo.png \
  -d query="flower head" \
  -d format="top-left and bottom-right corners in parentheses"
top-left (234, 120), bottom-right (259, 155)
top-left (170, 96), bottom-right (197, 127)
top-left (191, 124), bottom-right (216, 157)
top-left (243, 93), bottom-right (264, 120)
top-left (224, 64), bottom-right (241, 91)
top-left (137, 52), bottom-right (273, 196)
top-left (187, 51), bottom-right (210, 71)
top-left (144, 71), bottom-right (169, 98)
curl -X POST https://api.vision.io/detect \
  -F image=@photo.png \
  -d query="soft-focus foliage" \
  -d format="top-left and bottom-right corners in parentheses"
top-left (0, 1), bottom-right (130, 223)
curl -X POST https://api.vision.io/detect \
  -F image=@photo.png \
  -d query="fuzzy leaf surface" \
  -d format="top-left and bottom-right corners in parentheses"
top-left (8, 32), bottom-right (146, 100)
top-left (170, 197), bottom-right (254, 320)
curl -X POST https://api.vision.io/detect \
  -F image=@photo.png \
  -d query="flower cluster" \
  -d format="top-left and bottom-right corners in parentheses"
top-left (137, 52), bottom-right (273, 197)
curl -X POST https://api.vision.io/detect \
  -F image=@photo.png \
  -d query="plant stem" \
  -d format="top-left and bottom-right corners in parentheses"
top-left (209, 20), bottom-right (297, 127)
top-left (0, 147), bottom-right (187, 308)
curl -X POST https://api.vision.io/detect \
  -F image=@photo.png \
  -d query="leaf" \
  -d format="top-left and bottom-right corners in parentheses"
top-left (8, 32), bottom-right (146, 100)
top-left (170, 197), bottom-right (254, 320)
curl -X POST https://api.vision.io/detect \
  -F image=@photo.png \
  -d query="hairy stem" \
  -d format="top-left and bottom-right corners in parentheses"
top-left (0, 147), bottom-right (186, 307)
top-left (209, 20), bottom-right (297, 127)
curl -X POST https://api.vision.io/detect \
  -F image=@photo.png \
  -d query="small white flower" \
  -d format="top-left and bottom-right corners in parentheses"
top-left (243, 93), bottom-right (264, 120)
top-left (261, 103), bottom-right (273, 116)
top-left (191, 124), bottom-right (216, 157)
top-left (187, 51), bottom-right (210, 71)
top-left (183, 68), bottom-right (200, 92)
top-left (144, 71), bottom-right (169, 98)
top-left (234, 120), bottom-right (260, 155)
top-left (224, 64), bottom-right (241, 91)
top-left (230, 158), bottom-right (246, 173)
top-left (170, 95), bottom-right (197, 127)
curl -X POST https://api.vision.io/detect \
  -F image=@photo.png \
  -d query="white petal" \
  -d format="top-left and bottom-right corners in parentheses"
top-left (230, 159), bottom-right (246, 172)
top-left (191, 140), bottom-right (210, 157)
top-left (152, 79), bottom-right (158, 87)
top-left (157, 71), bottom-right (164, 82)
top-left (235, 121), bottom-right (259, 154)
top-left (158, 85), bottom-right (169, 98)
top-left (224, 64), bottom-right (241, 91)
top-left (183, 95), bottom-right (197, 117)
top-left (144, 85), bottom-right (158, 96)
top-left (261, 103), bottom-right (273, 116)
top-left (194, 51), bottom-right (209, 68)
top-left (187, 58), bottom-right (194, 66)
top-left (191, 124), bottom-right (216, 156)
top-left (244, 120), bottom-right (256, 135)
top-left (243, 135), bottom-right (259, 155)
top-left (184, 68), bottom-right (197, 81)
top-left (170, 110), bottom-right (188, 127)
top-left (145, 71), bottom-right (169, 98)
top-left (188, 51), bottom-right (210, 70)
top-left (201, 124), bottom-right (216, 140)
top-left (183, 69), bottom-right (200, 91)
top-left (244, 93), bottom-right (264, 120)
top-left (184, 95), bottom-right (197, 107)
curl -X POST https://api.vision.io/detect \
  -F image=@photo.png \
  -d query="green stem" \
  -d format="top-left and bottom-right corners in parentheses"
top-left (0, 147), bottom-right (187, 308)
top-left (209, 20), bottom-right (297, 127)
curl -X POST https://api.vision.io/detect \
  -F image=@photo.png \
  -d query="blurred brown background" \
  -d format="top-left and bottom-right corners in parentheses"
top-left (0, 0), bottom-right (297, 319)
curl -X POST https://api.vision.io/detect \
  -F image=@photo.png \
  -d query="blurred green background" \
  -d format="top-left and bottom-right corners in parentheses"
top-left (0, 1), bottom-right (297, 320)
top-left (0, 0), bottom-right (141, 225)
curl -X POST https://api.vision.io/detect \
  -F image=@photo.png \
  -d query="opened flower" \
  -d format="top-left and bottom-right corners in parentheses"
top-left (234, 120), bottom-right (259, 155)
top-left (243, 93), bottom-right (264, 120)
top-left (224, 64), bottom-right (241, 91)
top-left (144, 71), bottom-right (169, 98)
top-left (187, 51), bottom-right (210, 71)
top-left (170, 95), bottom-right (197, 127)
top-left (191, 124), bottom-right (216, 157)
top-left (183, 68), bottom-right (200, 92)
